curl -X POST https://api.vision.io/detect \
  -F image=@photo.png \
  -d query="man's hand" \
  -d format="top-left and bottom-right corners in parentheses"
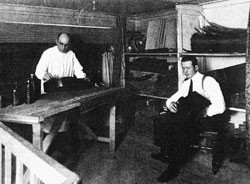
top-left (160, 105), bottom-right (168, 115)
top-left (43, 73), bottom-right (52, 81)
top-left (162, 105), bottom-right (168, 112)
top-left (169, 102), bottom-right (178, 113)
top-left (84, 76), bottom-right (91, 82)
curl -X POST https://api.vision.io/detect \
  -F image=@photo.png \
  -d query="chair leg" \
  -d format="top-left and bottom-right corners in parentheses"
top-left (212, 136), bottom-right (225, 175)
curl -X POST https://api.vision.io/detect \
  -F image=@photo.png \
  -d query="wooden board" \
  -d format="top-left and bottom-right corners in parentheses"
top-left (246, 6), bottom-right (250, 167)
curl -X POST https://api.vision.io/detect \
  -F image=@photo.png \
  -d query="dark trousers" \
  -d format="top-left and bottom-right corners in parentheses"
top-left (153, 111), bottom-right (227, 168)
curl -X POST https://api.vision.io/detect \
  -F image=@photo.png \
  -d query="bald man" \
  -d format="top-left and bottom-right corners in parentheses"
top-left (35, 33), bottom-right (87, 161)
top-left (35, 32), bottom-right (87, 93)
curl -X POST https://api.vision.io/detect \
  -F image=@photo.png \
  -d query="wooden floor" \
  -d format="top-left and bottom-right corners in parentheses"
top-left (56, 104), bottom-right (250, 184)
top-left (59, 128), bottom-right (250, 184)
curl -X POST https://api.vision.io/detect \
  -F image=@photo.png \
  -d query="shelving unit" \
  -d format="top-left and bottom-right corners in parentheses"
top-left (181, 52), bottom-right (246, 57)
top-left (124, 2), bottom-right (247, 119)
top-left (134, 93), bottom-right (168, 100)
top-left (124, 52), bottom-right (178, 99)
top-left (124, 5), bottom-right (201, 100)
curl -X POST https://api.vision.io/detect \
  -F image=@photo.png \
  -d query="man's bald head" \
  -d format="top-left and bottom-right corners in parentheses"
top-left (56, 32), bottom-right (71, 53)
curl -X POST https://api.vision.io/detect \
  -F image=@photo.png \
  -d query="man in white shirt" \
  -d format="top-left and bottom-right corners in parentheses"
top-left (152, 56), bottom-right (226, 182)
top-left (35, 32), bottom-right (87, 161)
top-left (35, 32), bottom-right (87, 93)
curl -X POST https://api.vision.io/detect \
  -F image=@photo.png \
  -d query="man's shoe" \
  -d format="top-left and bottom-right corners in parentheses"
top-left (151, 153), bottom-right (169, 163)
top-left (157, 167), bottom-right (180, 183)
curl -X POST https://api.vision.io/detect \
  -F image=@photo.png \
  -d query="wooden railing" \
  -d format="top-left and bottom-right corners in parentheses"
top-left (0, 122), bottom-right (80, 184)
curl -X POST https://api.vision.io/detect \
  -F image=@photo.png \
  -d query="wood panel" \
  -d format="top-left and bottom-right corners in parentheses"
top-left (0, 3), bottom-right (117, 44)
top-left (0, 22), bottom-right (118, 44)
top-left (114, 15), bottom-right (126, 87)
top-left (0, 3), bottom-right (116, 28)
top-left (246, 6), bottom-right (250, 167)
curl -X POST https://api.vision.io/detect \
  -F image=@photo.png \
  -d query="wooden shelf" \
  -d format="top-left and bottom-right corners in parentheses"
top-left (134, 93), bottom-right (169, 100)
top-left (181, 52), bottom-right (246, 57)
top-left (124, 52), bottom-right (177, 57)
top-left (227, 107), bottom-right (246, 113)
top-left (125, 52), bottom-right (246, 57)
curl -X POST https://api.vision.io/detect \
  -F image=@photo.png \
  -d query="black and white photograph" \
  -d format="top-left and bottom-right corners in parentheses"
top-left (0, 0), bottom-right (249, 183)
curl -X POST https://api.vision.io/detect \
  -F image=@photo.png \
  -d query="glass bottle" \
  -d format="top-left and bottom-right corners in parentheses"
top-left (30, 74), bottom-right (36, 103)
top-left (25, 78), bottom-right (31, 104)
top-left (12, 82), bottom-right (19, 106)
top-left (25, 74), bottom-right (36, 104)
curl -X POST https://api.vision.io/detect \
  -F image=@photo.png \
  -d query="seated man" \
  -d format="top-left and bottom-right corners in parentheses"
top-left (151, 56), bottom-right (226, 183)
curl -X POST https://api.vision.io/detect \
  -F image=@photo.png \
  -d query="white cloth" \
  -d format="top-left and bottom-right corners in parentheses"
top-left (166, 72), bottom-right (226, 117)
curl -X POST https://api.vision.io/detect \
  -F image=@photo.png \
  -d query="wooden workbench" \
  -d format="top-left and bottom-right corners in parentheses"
top-left (0, 87), bottom-right (124, 153)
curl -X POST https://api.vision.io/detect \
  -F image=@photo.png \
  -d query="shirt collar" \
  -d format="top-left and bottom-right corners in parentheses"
top-left (190, 71), bottom-right (201, 81)
top-left (184, 71), bottom-right (201, 82)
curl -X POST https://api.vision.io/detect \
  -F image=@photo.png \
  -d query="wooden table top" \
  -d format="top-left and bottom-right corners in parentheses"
top-left (0, 87), bottom-right (124, 124)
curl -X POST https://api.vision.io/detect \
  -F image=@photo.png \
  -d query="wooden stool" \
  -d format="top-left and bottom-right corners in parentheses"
top-left (193, 131), bottom-right (218, 150)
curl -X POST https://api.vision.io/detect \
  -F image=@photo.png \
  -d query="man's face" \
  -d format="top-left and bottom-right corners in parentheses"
top-left (56, 34), bottom-right (70, 53)
top-left (181, 61), bottom-right (198, 79)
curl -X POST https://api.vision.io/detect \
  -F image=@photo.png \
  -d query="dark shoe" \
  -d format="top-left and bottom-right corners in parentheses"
top-left (157, 166), bottom-right (180, 183)
top-left (151, 153), bottom-right (169, 163)
top-left (212, 161), bottom-right (222, 175)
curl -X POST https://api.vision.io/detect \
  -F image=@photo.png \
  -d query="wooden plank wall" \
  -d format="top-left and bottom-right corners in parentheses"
top-left (0, 3), bottom-right (118, 44)
top-left (0, 22), bottom-right (118, 44)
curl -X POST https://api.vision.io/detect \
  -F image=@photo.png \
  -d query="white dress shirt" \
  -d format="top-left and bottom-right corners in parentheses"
top-left (166, 72), bottom-right (226, 117)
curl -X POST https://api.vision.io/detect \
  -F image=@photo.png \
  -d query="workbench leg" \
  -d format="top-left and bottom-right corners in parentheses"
top-left (32, 124), bottom-right (43, 150)
top-left (42, 119), bottom-right (63, 153)
top-left (109, 105), bottom-right (116, 153)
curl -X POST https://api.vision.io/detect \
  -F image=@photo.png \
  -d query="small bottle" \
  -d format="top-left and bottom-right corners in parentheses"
top-left (30, 74), bottom-right (36, 103)
top-left (25, 78), bottom-right (31, 104)
top-left (12, 82), bottom-right (19, 106)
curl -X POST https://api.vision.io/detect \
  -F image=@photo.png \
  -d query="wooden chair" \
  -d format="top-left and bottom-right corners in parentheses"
top-left (0, 121), bottom-right (80, 184)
